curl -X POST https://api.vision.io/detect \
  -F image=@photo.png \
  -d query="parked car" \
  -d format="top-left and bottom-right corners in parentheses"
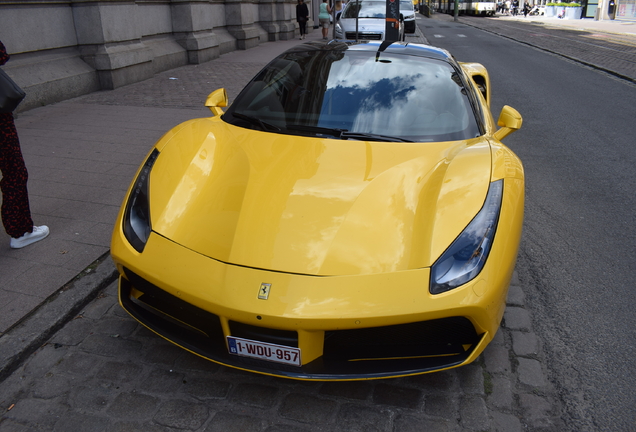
top-left (112, 39), bottom-right (524, 380)
top-left (334, 0), bottom-right (405, 41)
top-left (401, 0), bottom-right (417, 33)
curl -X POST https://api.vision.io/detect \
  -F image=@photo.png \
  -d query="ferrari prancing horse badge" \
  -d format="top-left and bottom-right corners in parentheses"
top-left (258, 283), bottom-right (271, 300)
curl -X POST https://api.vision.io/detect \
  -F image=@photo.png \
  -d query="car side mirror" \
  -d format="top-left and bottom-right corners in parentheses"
top-left (205, 88), bottom-right (228, 116)
top-left (494, 105), bottom-right (522, 141)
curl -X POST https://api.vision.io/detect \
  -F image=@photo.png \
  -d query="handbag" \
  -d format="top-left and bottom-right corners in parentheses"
top-left (0, 68), bottom-right (26, 113)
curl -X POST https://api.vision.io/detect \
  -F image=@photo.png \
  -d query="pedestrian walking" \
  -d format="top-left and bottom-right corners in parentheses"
top-left (319, 0), bottom-right (332, 40)
top-left (296, 0), bottom-right (309, 40)
top-left (334, 0), bottom-right (344, 21)
top-left (523, 1), bottom-right (531, 16)
top-left (512, 0), bottom-right (519, 15)
top-left (0, 40), bottom-right (49, 249)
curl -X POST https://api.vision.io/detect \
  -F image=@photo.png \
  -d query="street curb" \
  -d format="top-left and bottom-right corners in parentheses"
top-left (0, 252), bottom-right (118, 383)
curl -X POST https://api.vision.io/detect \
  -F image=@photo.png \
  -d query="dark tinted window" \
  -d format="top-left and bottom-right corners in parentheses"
top-left (225, 46), bottom-right (481, 142)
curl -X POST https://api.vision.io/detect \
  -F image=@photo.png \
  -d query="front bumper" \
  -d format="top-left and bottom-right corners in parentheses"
top-left (119, 268), bottom-right (484, 379)
top-left (112, 228), bottom-right (515, 380)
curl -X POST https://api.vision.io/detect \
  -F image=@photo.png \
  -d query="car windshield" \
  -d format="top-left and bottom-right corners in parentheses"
top-left (224, 45), bottom-right (481, 142)
top-left (342, 1), bottom-right (388, 19)
top-left (400, 1), bottom-right (414, 11)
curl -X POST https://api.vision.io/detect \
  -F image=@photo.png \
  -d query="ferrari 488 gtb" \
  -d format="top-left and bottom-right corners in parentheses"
top-left (111, 40), bottom-right (524, 380)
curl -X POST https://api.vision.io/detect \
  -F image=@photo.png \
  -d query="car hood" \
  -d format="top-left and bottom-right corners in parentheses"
top-left (149, 119), bottom-right (492, 276)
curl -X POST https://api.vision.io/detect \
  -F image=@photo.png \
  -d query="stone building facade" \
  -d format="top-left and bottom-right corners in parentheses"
top-left (0, 0), bottom-right (310, 112)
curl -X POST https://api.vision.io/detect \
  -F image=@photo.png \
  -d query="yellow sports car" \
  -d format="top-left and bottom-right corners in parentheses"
top-left (111, 40), bottom-right (524, 380)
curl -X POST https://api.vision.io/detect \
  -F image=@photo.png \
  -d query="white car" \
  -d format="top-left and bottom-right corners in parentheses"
top-left (335, 0), bottom-right (405, 41)
top-left (400, 0), bottom-right (417, 34)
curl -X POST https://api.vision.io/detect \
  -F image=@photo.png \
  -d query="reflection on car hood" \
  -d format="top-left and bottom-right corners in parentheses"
top-left (150, 119), bottom-right (492, 276)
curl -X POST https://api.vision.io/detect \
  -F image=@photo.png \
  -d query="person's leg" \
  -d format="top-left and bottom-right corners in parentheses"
top-left (0, 113), bottom-right (33, 239)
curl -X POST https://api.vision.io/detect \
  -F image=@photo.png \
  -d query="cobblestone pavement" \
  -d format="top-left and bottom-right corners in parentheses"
top-left (0, 22), bottom-right (577, 432)
top-left (0, 271), bottom-right (561, 432)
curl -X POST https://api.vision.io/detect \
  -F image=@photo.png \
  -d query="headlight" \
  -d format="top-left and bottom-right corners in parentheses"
top-left (430, 180), bottom-right (503, 294)
top-left (405, 14), bottom-right (415, 19)
top-left (335, 23), bottom-right (343, 37)
top-left (123, 149), bottom-right (159, 252)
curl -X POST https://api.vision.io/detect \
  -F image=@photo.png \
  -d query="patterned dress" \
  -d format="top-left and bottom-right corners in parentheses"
top-left (0, 40), bottom-right (34, 238)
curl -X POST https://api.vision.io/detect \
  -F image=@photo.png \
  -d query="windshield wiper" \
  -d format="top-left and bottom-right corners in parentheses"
top-left (285, 124), bottom-right (346, 138)
top-left (340, 131), bottom-right (413, 142)
top-left (230, 112), bottom-right (281, 132)
top-left (286, 124), bottom-right (412, 142)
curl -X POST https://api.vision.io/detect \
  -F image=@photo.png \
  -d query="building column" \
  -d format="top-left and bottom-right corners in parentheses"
top-left (171, 0), bottom-right (226, 63)
top-left (71, 0), bottom-right (154, 89)
top-left (258, 0), bottom-right (296, 42)
top-left (225, 0), bottom-right (263, 49)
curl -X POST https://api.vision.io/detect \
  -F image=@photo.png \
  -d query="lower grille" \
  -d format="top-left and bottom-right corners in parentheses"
top-left (345, 32), bottom-right (383, 40)
top-left (324, 317), bottom-right (480, 361)
top-left (121, 268), bottom-right (226, 350)
top-left (229, 321), bottom-right (298, 348)
top-left (315, 318), bottom-right (482, 377)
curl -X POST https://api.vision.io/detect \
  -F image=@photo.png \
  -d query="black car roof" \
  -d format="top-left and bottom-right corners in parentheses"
top-left (283, 40), bottom-right (457, 65)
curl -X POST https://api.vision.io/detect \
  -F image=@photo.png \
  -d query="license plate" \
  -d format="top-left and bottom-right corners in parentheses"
top-left (227, 336), bottom-right (301, 367)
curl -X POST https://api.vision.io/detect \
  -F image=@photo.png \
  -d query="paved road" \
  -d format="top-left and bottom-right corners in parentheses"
top-left (1, 12), bottom-right (634, 432)
top-left (455, 14), bottom-right (636, 82)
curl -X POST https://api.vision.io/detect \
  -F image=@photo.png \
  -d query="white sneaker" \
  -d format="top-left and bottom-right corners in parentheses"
top-left (10, 225), bottom-right (50, 249)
